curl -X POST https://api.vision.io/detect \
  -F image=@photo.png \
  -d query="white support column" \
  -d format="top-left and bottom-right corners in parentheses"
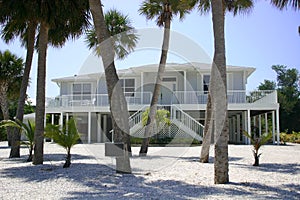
top-left (243, 111), bottom-right (247, 144)
top-left (88, 112), bottom-right (91, 144)
top-left (51, 114), bottom-right (55, 142)
top-left (183, 71), bottom-right (187, 104)
top-left (141, 72), bottom-right (144, 104)
top-left (60, 112), bottom-right (63, 128)
top-left (272, 111), bottom-right (275, 144)
top-left (237, 114), bottom-right (241, 143)
top-left (253, 116), bottom-right (256, 127)
top-left (258, 115), bottom-right (262, 136)
top-left (103, 114), bottom-right (107, 142)
top-left (276, 109), bottom-right (280, 145)
top-left (265, 113), bottom-right (268, 134)
top-left (232, 116), bottom-right (236, 143)
top-left (97, 113), bottom-right (102, 143)
top-left (247, 109), bottom-right (251, 145)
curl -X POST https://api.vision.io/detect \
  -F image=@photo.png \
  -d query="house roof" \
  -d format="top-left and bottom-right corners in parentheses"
top-left (52, 62), bottom-right (255, 83)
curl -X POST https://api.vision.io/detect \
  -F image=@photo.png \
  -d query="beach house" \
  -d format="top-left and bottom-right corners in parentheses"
top-left (45, 61), bottom-right (280, 144)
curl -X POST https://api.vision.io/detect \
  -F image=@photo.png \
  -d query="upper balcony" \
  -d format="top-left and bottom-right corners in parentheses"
top-left (46, 90), bottom-right (277, 110)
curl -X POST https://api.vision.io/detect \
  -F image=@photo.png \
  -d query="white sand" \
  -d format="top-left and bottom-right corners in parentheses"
top-left (0, 142), bottom-right (299, 199)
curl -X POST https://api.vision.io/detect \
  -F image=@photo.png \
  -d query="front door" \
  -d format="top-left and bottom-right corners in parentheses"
top-left (159, 77), bottom-right (177, 105)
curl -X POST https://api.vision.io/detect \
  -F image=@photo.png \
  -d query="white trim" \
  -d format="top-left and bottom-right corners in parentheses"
top-left (272, 111), bottom-right (275, 144)
top-left (247, 110), bottom-right (251, 145)
top-left (276, 109), bottom-right (280, 145)
top-left (88, 112), bottom-right (91, 144)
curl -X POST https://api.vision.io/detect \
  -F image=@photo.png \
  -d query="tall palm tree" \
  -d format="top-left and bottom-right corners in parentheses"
top-left (196, 0), bottom-right (253, 164)
top-left (0, 0), bottom-right (38, 158)
top-left (85, 9), bottom-right (138, 60)
top-left (270, 0), bottom-right (300, 9)
top-left (139, 0), bottom-right (194, 156)
top-left (210, 0), bottom-right (229, 184)
top-left (89, 0), bottom-right (132, 173)
top-left (0, 50), bottom-right (24, 144)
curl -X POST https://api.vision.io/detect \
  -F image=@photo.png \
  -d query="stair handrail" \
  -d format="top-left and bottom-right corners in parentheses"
top-left (128, 105), bottom-right (148, 129)
top-left (171, 105), bottom-right (204, 138)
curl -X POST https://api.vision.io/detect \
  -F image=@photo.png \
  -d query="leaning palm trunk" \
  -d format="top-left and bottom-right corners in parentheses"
top-left (0, 84), bottom-right (11, 144)
top-left (200, 93), bottom-right (213, 163)
top-left (139, 10), bottom-right (171, 156)
top-left (89, 0), bottom-right (131, 173)
top-left (33, 22), bottom-right (49, 165)
top-left (211, 0), bottom-right (229, 184)
top-left (64, 149), bottom-right (71, 168)
top-left (10, 21), bottom-right (37, 158)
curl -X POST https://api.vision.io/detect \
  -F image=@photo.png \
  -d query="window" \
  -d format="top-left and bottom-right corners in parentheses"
top-left (120, 79), bottom-right (135, 96)
top-left (72, 83), bottom-right (92, 100)
top-left (203, 75), bottom-right (210, 93)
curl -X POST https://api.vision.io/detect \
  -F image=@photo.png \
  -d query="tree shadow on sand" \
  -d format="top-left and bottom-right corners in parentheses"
top-left (1, 161), bottom-right (299, 199)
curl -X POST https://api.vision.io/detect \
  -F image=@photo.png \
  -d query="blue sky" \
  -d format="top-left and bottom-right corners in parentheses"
top-left (0, 0), bottom-right (299, 102)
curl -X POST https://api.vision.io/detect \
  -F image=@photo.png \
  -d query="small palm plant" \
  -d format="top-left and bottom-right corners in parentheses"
top-left (45, 118), bottom-right (80, 168)
top-left (243, 131), bottom-right (272, 166)
top-left (142, 108), bottom-right (171, 135)
top-left (0, 119), bottom-right (35, 162)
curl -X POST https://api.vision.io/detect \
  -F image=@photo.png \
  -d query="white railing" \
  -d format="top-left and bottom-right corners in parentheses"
top-left (128, 106), bottom-right (147, 129)
top-left (246, 90), bottom-right (277, 103)
top-left (171, 105), bottom-right (204, 139)
top-left (46, 90), bottom-right (277, 108)
top-left (173, 90), bottom-right (277, 104)
top-left (46, 92), bottom-right (152, 108)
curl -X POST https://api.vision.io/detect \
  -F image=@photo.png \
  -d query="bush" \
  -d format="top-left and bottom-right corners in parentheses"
top-left (130, 136), bottom-right (201, 145)
top-left (0, 127), bottom-right (7, 141)
top-left (280, 131), bottom-right (300, 144)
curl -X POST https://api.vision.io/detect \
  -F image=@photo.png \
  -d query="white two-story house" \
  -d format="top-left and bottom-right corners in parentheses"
top-left (46, 61), bottom-right (280, 145)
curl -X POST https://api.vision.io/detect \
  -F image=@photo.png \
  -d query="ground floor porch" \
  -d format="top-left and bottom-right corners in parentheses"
top-left (46, 105), bottom-right (280, 145)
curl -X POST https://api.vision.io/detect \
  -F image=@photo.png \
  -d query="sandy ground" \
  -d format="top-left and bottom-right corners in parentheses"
top-left (0, 142), bottom-right (299, 199)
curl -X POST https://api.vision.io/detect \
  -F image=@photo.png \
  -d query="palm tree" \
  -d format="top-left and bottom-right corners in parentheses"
top-left (45, 118), bottom-right (80, 168)
top-left (89, 0), bottom-right (132, 173)
top-left (85, 9), bottom-right (138, 60)
top-left (270, 0), bottom-right (300, 9)
top-left (0, 119), bottom-right (35, 162)
top-left (243, 131), bottom-right (272, 166)
top-left (139, 0), bottom-right (194, 156)
top-left (196, 0), bottom-right (254, 164)
top-left (0, 0), bottom-right (38, 158)
top-left (0, 50), bottom-right (24, 146)
top-left (210, 0), bottom-right (229, 184)
top-left (32, 0), bottom-right (90, 165)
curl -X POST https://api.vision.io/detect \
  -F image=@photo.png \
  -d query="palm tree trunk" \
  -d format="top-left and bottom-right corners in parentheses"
top-left (211, 0), bottom-right (229, 184)
top-left (200, 93), bottom-right (213, 163)
top-left (33, 21), bottom-right (48, 165)
top-left (139, 8), bottom-right (171, 156)
top-left (0, 83), bottom-right (11, 145)
top-left (89, 0), bottom-right (131, 173)
top-left (63, 149), bottom-right (71, 168)
top-left (10, 21), bottom-right (37, 158)
top-left (27, 145), bottom-right (33, 162)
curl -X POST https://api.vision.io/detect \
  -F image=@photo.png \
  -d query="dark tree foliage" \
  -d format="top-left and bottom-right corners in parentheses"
top-left (258, 65), bottom-right (300, 132)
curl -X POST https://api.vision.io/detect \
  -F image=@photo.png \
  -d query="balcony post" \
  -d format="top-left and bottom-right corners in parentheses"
top-left (51, 114), bottom-right (55, 142)
top-left (97, 113), bottom-right (102, 143)
top-left (237, 114), bottom-right (241, 144)
top-left (184, 71), bottom-right (186, 104)
top-left (276, 108), bottom-right (280, 145)
top-left (265, 113), bottom-right (268, 135)
top-left (247, 109), bottom-right (251, 145)
top-left (258, 115), bottom-right (262, 137)
top-left (272, 111), bottom-right (275, 144)
top-left (88, 112), bottom-right (91, 144)
top-left (141, 72), bottom-right (144, 104)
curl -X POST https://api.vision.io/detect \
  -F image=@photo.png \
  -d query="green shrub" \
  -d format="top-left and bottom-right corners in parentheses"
top-left (280, 131), bottom-right (300, 144)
